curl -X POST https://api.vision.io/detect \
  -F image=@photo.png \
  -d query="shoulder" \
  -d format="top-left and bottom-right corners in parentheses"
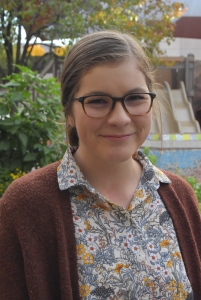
top-left (0, 161), bottom-right (61, 214)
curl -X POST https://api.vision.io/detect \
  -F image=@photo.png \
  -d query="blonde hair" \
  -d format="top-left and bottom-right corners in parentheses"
top-left (61, 30), bottom-right (157, 146)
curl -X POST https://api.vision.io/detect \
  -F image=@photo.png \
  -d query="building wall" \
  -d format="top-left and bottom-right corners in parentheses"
top-left (152, 149), bottom-right (201, 182)
top-left (143, 135), bottom-right (201, 182)
top-left (159, 38), bottom-right (201, 60)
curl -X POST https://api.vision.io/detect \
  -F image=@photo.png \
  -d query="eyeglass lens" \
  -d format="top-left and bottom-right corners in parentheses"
top-left (83, 94), bottom-right (152, 117)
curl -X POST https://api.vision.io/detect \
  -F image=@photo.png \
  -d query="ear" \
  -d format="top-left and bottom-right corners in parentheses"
top-left (67, 114), bottom-right (75, 127)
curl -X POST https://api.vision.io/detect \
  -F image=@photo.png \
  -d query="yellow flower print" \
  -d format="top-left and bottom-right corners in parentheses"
top-left (124, 264), bottom-right (130, 269)
top-left (160, 239), bottom-right (171, 247)
top-left (76, 194), bottom-right (87, 201)
top-left (173, 293), bottom-right (182, 300)
top-left (168, 280), bottom-right (177, 291)
top-left (135, 190), bottom-right (144, 198)
top-left (178, 282), bottom-right (184, 292)
top-left (166, 260), bottom-right (173, 268)
top-left (127, 204), bottom-right (132, 211)
top-left (84, 220), bottom-right (91, 230)
top-left (79, 284), bottom-right (90, 297)
top-left (144, 277), bottom-right (157, 291)
top-left (92, 202), bottom-right (109, 211)
top-left (175, 252), bottom-right (182, 260)
top-left (115, 263), bottom-right (124, 274)
top-left (171, 251), bottom-right (181, 260)
top-left (76, 244), bottom-right (86, 255)
top-left (181, 290), bottom-right (188, 298)
top-left (144, 195), bottom-right (152, 204)
top-left (83, 253), bottom-right (94, 264)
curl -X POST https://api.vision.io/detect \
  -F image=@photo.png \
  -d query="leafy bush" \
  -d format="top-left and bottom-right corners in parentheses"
top-left (185, 176), bottom-right (201, 212)
top-left (0, 169), bottom-right (26, 196)
top-left (0, 65), bottom-right (66, 196)
top-left (143, 146), bottom-right (157, 165)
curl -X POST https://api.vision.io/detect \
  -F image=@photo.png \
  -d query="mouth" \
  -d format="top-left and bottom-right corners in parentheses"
top-left (100, 133), bottom-right (135, 141)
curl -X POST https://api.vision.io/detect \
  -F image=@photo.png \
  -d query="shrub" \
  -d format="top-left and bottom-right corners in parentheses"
top-left (143, 146), bottom-right (157, 165)
top-left (185, 176), bottom-right (201, 212)
top-left (0, 65), bottom-right (66, 196)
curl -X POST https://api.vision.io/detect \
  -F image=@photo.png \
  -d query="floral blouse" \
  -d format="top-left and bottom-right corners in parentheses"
top-left (57, 147), bottom-right (193, 300)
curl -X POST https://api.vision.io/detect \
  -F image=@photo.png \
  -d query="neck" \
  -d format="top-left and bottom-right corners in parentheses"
top-left (73, 146), bottom-right (142, 208)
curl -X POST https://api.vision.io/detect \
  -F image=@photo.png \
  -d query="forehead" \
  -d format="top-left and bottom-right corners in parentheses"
top-left (75, 58), bottom-right (148, 96)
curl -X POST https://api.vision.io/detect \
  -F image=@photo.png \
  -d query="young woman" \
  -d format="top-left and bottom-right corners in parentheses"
top-left (0, 31), bottom-right (201, 300)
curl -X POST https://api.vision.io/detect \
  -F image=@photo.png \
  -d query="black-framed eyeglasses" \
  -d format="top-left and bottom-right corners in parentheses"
top-left (73, 92), bottom-right (156, 118)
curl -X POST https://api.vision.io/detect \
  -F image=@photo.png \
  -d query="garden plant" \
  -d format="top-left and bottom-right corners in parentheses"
top-left (0, 65), bottom-right (66, 196)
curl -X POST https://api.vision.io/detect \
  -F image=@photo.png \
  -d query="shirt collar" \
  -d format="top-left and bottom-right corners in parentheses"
top-left (135, 150), bottom-right (171, 190)
top-left (57, 147), bottom-right (170, 191)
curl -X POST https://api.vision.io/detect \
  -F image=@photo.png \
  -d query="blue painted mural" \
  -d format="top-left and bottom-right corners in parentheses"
top-left (152, 149), bottom-right (201, 170)
top-left (145, 148), bottom-right (201, 182)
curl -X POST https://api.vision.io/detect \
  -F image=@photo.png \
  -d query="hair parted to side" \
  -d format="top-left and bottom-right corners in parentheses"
top-left (61, 30), bottom-right (158, 147)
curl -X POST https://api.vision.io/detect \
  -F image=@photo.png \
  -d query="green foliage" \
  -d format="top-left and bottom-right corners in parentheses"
top-left (0, 65), bottom-right (66, 196)
top-left (0, 168), bottom-right (26, 197)
top-left (0, 0), bottom-right (185, 76)
top-left (143, 146), bottom-right (157, 165)
top-left (185, 177), bottom-right (201, 212)
top-left (87, 0), bottom-right (185, 56)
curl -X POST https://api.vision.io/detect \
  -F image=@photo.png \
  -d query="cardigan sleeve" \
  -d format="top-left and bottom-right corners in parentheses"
top-left (0, 162), bottom-right (80, 300)
top-left (0, 201), bottom-right (29, 299)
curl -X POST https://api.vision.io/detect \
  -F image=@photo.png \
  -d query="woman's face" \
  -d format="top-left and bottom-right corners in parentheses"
top-left (69, 58), bottom-right (152, 164)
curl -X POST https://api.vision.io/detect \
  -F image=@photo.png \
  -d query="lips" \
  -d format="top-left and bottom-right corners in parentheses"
top-left (101, 134), bottom-right (133, 138)
top-left (100, 133), bottom-right (134, 141)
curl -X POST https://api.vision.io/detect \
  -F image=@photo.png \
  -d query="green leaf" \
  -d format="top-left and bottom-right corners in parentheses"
top-left (40, 157), bottom-right (47, 166)
top-left (22, 90), bottom-right (30, 98)
top-left (4, 82), bottom-right (20, 87)
top-left (33, 143), bottom-right (43, 150)
top-left (186, 176), bottom-right (197, 188)
top-left (21, 143), bottom-right (27, 155)
top-left (17, 106), bottom-right (24, 115)
top-left (0, 141), bottom-right (9, 151)
top-left (43, 146), bottom-right (51, 155)
top-left (37, 113), bottom-right (47, 122)
top-left (10, 159), bottom-right (22, 171)
top-left (14, 119), bottom-right (23, 125)
top-left (0, 103), bottom-right (9, 115)
top-left (0, 119), bottom-right (15, 126)
top-left (11, 92), bottom-right (23, 102)
top-left (19, 132), bottom-right (28, 148)
top-left (37, 98), bottom-right (46, 105)
top-left (23, 153), bottom-right (36, 161)
top-left (8, 126), bottom-right (19, 134)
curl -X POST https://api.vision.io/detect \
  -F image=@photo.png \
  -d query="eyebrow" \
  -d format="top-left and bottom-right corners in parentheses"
top-left (83, 87), bottom-right (149, 97)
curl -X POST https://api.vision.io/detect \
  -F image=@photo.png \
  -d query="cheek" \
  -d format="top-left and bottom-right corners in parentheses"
top-left (75, 116), bottom-right (100, 141)
top-left (146, 112), bottom-right (152, 129)
top-left (134, 113), bottom-right (152, 131)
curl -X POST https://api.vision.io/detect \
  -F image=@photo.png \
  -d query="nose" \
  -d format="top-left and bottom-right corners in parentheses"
top-left (107, 101), bottom-right (131, 127)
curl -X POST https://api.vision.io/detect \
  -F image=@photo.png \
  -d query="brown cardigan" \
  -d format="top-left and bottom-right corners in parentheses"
top-left (0, 161), bottom-right (201, 300)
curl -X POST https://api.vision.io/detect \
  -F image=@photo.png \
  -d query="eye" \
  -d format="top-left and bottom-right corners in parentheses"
top-left (125, 94), bottom-right (149, 101)
top-left (87, 98), bottom-right (106, 104)
top-left (84, 96), bottom-right (111, 105)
